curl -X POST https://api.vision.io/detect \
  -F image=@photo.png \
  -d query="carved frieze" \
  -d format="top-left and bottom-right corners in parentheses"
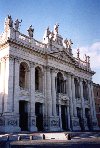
top-left (8, 119), bottom-right (17, 126)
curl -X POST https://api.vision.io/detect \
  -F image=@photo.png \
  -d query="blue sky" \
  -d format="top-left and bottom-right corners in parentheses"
top-left (0, 0), bottom-right (100, 84)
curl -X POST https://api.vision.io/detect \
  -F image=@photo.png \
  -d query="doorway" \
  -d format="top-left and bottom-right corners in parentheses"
top-left (19, 101), bottom-right (28, 131)
top-left (61, 105), bottom-right (68, 130)
top-left (35, 102), bottom-right (43, 131)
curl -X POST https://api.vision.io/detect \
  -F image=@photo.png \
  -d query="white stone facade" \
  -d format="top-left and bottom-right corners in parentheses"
top-left (0, 16), bottom-right (99, 132)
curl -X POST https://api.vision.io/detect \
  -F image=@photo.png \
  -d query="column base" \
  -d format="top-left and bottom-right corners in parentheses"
top-left (84, 118), bottom-right (89, 131)
top-left (92, 119), bottom-right (100, 131)
top-left (29, 115), bottom-right (37, 132)
top-left (44, 116), bottom-right (61, 131)
top-left (71, 117), bottom-right (81, 131)
top-left (0, 113), bottom-right (21, 133)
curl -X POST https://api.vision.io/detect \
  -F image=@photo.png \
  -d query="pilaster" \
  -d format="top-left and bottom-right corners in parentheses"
top-left (29, 62), bottom-right (37, 131)
top-left (4, 55), bottom-right (14, 113)
top-left (0, 58), bottom-right (6, 113)
top-left (51, 68), bottom-right (56, 117)
top-left (90, 82), bottom-right (99, 130)
top-left (71, 75), bottom-right (81, 131)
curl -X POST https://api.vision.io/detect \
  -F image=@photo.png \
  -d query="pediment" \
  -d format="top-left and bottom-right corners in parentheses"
top-left (50, 49), bottom-right (76, 65)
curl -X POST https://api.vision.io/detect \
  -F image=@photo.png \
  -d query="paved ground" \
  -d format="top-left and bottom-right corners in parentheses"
top-left (0, 132), bottom-right (100, 148)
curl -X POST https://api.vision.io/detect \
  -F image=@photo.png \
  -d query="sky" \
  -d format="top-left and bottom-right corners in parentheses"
top-left (0, 0), bottom-right (100, 84)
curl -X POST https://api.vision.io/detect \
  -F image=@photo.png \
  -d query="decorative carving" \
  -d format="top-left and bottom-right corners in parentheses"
top-left (14, 19), bottom-right (22, 31)
top-left (8, 119), bottom-right (17, 126)
top-left (73, 120), bottom-right (79, 126)
top-left (0, 118), bottom-right (5, 126)
top-left (31, 119), bottom-right (35, 125)
top-left (51, 120), bottom-right (59, 126)
top-left (30, 61), bottom-right (35, 68)
top-left (27, 25), bottom-right (34, 38)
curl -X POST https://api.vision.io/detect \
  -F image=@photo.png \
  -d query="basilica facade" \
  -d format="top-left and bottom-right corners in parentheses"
top-left (0, 15), bottom-right (99, 132)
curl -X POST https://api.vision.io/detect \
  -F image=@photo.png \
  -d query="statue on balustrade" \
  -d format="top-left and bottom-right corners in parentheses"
top-left (64, 38), bottom-right (69, 48)
top-left (4, 15), bottom-right (13, 31)
top-left (46, 27), bottom-right (51, 38)
top-left (68, 39), bottom-right (73, 49)
top-left (14, 19), bottom-right (22, 31)
top-left (54, 23), bottom-right (59, 34)
top-left (77, 48), bottom-right (80, 59)
top-left (27, 25), bottom-right (34, 37)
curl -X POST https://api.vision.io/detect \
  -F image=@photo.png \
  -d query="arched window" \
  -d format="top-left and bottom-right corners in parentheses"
top-left (83, 81), bottom-right (88, 100)
top-left (74, 78), bottom-right (80, 98)
top-left (35, 67), bottom-right (43, 92)
top-left (56, 72), bottom-right (65, 94)
top-left (19, 62), bottom-right (29, 89)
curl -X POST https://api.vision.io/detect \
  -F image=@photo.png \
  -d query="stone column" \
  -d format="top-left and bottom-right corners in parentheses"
top-left (71, 75), bottom-right (81, 131)
top-left (14, 57), bottom-right (20, 114)
top-left (12, 57), bottom-right (21, 132)
top-left (51, 68), bottom-right (56, 117)
top-left (0, 58), bottom-right (6, 113)
top-left (67, 74), bottom-right (73, 117)
top-left (80, 78), bottom-right (85, 118)
top-left (71, 75), bottom-right (77, 117)
top-left (46, 66), bottom-right (53, 130)
top-left (90, 82), bottom-right (99, 130)
top-left (4, 56), bottom-right (14, 113)
top-left (80, 78), bottom-right (88, 130)
top-left (43, 67), bottom-right (48, 130)
top-left (29, 62), bottom-right (37, 131)
top-left (2, 55), bottom-right (20, 132)
top-left (67, 104), bottom-right (71, 130)
top-left (46, 66), bottom-right (52, 117)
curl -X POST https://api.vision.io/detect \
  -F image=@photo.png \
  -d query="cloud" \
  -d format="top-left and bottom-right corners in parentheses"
top-left (73, 42), bottom-right (100, 69)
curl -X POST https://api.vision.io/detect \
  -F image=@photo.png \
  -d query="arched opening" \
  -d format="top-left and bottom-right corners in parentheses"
top-left (74, 78), bottom-right (80, 98)
top-left (56, 72), bottom-right (66, 94)
top-left (35, 66), bottom-right (43, 92)
top-left (19, 62), bottom-right (29, 89)
top-left (83, 81), bottom-right (88, 100)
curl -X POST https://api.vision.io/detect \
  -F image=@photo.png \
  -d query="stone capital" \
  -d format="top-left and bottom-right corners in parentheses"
top-left (30, 61), bottom-right (35, 68)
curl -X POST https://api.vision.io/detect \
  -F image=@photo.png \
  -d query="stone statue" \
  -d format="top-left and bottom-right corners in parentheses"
top-left (87, 56), bottom-right (90, 64)
top-left (27, 25), bottom-right (34, 37)
top-left (68, 39), bottom-right (73, 49)
top-left (14, 19), bottom-right (22, 31)
top-left (64, 38), bottom-right (69, 48)
top-left (51, 31), bottom-right (54, 40)
top-left (77, 48), bottom-right (80, 59)
top-left (46, 27), bottom-right (51, 38)
top-left (54, 23), bottom-right (59, 34)
top-left (85, 54), bottom-right (87, 62)
top-left (4, 15), bottom-right (13, 31)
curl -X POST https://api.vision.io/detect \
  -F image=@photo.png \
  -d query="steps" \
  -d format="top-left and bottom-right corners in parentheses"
top-left (40, 132), bottom-right (67, 140)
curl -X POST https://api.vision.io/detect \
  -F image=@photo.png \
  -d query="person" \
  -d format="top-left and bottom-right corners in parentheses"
top-left (27, 25), bottom-right (34, 37)
top-left (14, 19), bottom-right (22, 31)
